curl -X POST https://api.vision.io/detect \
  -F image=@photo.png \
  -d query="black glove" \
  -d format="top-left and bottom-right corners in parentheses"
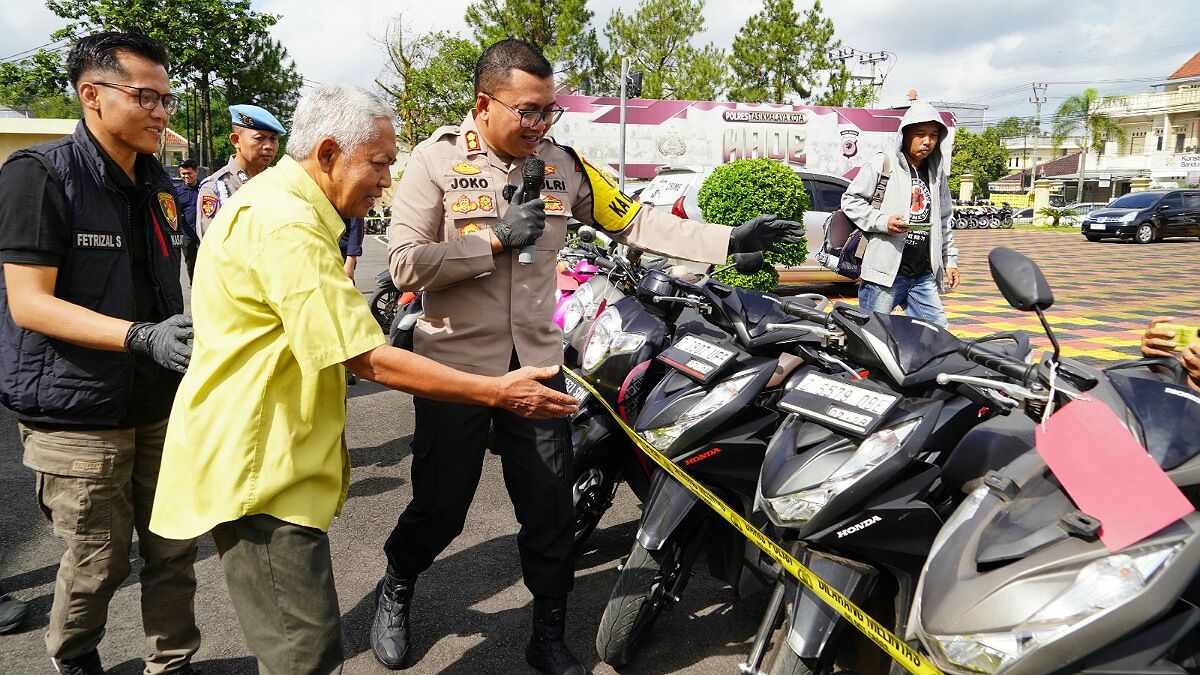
top-left (493, 197), bottom-right (547, 251)
top-left (729, 214), bottom-right (804, 255)
top-left (732, 252), bottom-right (765, 275)
top-left (125, 314), bottom-right (193, 374)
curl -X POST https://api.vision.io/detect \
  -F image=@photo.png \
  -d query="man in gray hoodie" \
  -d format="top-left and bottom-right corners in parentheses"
top-left (841, 101), bottom-right (960, 327)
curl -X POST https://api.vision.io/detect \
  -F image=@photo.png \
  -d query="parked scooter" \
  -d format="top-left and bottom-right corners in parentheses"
top-left (909, 247), bottom-right (1200, 675)
top-left (593, 264), bottom-right (833, 666)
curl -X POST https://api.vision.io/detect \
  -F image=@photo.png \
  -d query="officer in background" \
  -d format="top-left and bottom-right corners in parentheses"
top-left (195, 104), bottom-right (284, 239)
top-left (174, 158), bottom-right (200, 279)
top-left (374, 38), bottom-right (801, 674)
top-left (0, 32), bottom-right (197, 675)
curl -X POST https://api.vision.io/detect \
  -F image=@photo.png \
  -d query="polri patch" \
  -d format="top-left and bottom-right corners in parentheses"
top-left (75, 231), bottom-right (124, 250)
top-left (158, 192), bottom-right (179, 230)
top-left (201, 195), bottom-right (218, 219)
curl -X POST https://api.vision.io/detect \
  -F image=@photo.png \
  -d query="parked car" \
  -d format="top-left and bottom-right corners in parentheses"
top-left (1012, 206), bottom-right (1034, 224)
top-left (1062, 201), bottom-right (1108, 225)
top-left (1081, 189), bottom-right (1200, 243)
top-left (637, 164), bottom-right (853, 284)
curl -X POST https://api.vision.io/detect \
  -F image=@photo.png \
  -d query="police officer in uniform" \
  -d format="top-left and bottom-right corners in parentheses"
top-left (0, 33), bottom-right (197, 675)
top-left (373, 39), bottom-right (801, 674)
top-left (195, 104), bottom-right (285, 239)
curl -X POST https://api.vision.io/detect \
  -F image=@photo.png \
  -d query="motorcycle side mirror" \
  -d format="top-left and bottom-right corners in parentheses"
top-left (987, 247), bottom-right (1053, 312)
top-left (577, 225), bottom-right (598, 243)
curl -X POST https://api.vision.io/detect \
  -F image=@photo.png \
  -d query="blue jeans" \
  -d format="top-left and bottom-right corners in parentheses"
top-left (858, 273), bottom-right (949, 328)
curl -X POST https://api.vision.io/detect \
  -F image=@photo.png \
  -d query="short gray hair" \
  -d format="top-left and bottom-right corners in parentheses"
top-left (286, 84), bottom-right (394, 160)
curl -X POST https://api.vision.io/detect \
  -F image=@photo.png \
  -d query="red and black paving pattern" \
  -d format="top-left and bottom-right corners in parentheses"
top-left (824, 230), bottom-right (1200, 364)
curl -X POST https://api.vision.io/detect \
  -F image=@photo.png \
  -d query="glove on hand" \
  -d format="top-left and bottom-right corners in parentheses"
top-left (729, 214), bottom-right (804, 255)
top-left (126, 313), bottom-right (193, 374)
top-left (493, 196), bottom-right (547, 251)
top-left (732, 251), bottom-right (765, 275)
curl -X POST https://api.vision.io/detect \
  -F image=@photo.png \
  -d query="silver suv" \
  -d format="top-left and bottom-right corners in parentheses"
top-left (638, 165), bottom-right (853, 284)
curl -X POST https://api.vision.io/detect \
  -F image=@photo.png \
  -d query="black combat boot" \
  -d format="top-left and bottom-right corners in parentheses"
top-left (525, 596), bottom-right (589, 675)
top-left (371, 568), bottom-right (416, 669)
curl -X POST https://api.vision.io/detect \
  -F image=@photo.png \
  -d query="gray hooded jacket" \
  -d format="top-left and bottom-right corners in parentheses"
top-left (840, 101), bottom-right (959, 289)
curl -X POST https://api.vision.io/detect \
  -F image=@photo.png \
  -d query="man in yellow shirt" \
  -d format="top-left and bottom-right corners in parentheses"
top-left (150, 83), bottom-right (576, 674)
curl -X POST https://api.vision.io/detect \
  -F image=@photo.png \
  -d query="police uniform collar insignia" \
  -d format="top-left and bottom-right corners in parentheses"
top-left (157, 192), bottom-right (179, 231)
top-left (237, 171), bottom-right (249, 181)
top-left (465, 130), bottom-right (482, 153)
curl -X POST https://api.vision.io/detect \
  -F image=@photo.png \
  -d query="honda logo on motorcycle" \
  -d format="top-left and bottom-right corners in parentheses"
top-left (836, 515), bottom-right (882, 539)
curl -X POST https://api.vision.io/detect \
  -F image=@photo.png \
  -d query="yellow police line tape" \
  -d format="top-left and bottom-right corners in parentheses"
top-left (561, 367), bottom-right (943, 675)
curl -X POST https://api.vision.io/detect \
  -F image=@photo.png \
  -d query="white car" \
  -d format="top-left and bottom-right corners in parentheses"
top-left (637, 165), bottom-right (853, 284)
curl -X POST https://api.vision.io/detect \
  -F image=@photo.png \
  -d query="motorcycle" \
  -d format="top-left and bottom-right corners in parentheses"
top-left (742, 299), bottom-right (1033, 675)
top-left (909, 247), bottom-right (1200, 675)
top-left (593, 265), bottom-right (833, 666)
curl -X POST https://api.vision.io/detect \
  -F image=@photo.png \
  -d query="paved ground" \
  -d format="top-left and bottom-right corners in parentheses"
top-left (0, 228), bottom-right (1196, 674)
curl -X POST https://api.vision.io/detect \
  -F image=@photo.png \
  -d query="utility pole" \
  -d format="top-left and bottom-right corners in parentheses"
top-left (1028, 82), bottom-right (1048, 195)
top-left (618, 56), bottom-right (628, 192)
top-left (859, 51), bottom-right (889, 107)
top-left (830, 47), bottom-right (888, 106)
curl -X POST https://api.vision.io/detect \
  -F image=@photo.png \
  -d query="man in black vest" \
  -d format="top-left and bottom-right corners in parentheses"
top-left (0, 33), bottom-right (198, 675)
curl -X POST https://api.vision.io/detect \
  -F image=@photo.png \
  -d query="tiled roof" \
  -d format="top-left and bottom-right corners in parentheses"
top-left (999, 151), bottom-right (1084, 182)
top-left (1168, 51), bottom-right (1200, 80)
top-left (164, 128), bottom-right (187, 145)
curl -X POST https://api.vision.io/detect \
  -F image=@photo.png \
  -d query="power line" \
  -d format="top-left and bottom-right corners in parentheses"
top-left (0, 38), bottom-right (70, 64)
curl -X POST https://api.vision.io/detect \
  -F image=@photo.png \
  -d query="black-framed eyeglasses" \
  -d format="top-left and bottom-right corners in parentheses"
top-left (482, 93), bottom-right (564, 128)
top-left (92, 82), bottom-right (181, 115)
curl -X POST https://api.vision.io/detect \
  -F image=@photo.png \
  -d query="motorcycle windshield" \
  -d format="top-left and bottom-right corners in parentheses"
top-left (1106, 371), bottom-right (1200, 470)
top-left (974, 465), bottom-right (1079, 566)
top-left (833, 306), bottom-right (972, 387)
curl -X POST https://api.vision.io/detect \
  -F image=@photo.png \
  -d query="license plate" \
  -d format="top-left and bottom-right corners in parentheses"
top-left (779, 372), bottom-right (901, 436)
top-left (657, 334), bottom-right (736, 383)
top-left (563, 373), bottom-right (591, 405)
top-left (1089, 223), bottom-right (1105, 231)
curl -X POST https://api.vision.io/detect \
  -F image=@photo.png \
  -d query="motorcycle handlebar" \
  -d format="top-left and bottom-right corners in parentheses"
top-left (593, 257), bottom-right (618, 272)
top-left (959, 340), bottom-right (1033, 383)
top-left (780, 299), bottom-right (829, 325)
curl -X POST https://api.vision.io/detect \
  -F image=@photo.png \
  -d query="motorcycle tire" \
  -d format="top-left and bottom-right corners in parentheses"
top-left (596, 538), bottom-right (685, 666)
top-left (767, 643), bottom-right (817, 675)
top-left (370, 288), bottom-right (400, 331)
top-left (572, 464), bottom-right (618, 555)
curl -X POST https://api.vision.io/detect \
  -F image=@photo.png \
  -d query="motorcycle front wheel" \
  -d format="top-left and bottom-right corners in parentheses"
top-left (370, 288), bottom-right (400, 331)
top-left (595, 538), bottom-right (685, 666)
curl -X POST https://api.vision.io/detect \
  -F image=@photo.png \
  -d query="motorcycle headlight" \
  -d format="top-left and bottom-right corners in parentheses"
top-left (640, 369), bottom-right (757, 451)
top-left (562, 281), bottom-right (596, 334)
top-left (925, 543), bottom-right (1183, 674)
top-left (763, 418), bottom-right (921, 525)
top-left (581, 306), bottom-right (645, 373)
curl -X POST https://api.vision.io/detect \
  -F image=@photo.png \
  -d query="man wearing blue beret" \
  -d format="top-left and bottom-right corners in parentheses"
top-left (195, 104), bottom-right (285, 239)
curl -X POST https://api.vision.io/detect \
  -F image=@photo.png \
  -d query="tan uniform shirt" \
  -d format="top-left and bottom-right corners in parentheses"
top-left (196, 157), bottom-right (249, 240)
top-left (388, 112), bottom-right (731, 376)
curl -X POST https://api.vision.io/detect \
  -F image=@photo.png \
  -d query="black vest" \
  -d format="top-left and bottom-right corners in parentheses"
top-left (0, 122), bottom-right (184, 425)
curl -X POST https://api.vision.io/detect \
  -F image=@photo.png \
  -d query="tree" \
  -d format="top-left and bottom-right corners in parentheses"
top-left (600, 0), bottom-right (728, 100)
top-left (949, 128), bottom-right (1009, 197)
top-left (820, 63), bottom-right (875, 107)
top-left (377, 17), bottom-right (482, 150)
top-left (0, 51), bottom-right (75, 117)
top-left (45, 0), bottom-right (286, 168)
top-left (728, 0), bottom-right (841, 105)
top-left (464, 0), bottom-right (601, 91)
top-left (1036, 206), bottom-right (1079, 226)
top-left (1052, 88), bottom-right (1126, 202)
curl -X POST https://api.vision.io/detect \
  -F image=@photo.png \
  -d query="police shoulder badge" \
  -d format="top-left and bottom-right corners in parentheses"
top-left (465, 130), bottom-right (482, 153)
top-left (452, 162), bottom-right (481, 175)
top-left (157, 192), bottom-right (179, 231)
top-left (200, 195), bottom-right (219, 219)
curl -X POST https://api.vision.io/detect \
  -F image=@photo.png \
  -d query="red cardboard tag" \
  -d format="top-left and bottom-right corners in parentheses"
top-left (1036, 396), bottom-right (1194, 552)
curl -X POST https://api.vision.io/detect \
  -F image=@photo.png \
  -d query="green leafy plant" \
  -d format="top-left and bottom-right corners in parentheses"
top-left (1036, 206), bottom-right (1080, 226)
top-left (697, 158), bottom-right (808, 290)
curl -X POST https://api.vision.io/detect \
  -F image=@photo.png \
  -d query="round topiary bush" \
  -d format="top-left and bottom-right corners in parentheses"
top-left (697, 159), bottom-right (809, 290)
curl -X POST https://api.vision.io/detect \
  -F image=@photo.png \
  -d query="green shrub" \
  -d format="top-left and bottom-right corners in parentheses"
top-left (1036, 206), bottom-right (1080, 226)
top-left (697, 159), bottom-right (809, 290)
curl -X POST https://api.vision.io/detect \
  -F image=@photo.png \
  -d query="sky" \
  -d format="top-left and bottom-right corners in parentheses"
top-left (3, 0), bottom-right (1198, 128)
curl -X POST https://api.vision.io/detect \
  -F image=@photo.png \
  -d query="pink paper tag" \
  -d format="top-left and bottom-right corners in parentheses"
top-left (1036, 396), bottom-right (1194, 552)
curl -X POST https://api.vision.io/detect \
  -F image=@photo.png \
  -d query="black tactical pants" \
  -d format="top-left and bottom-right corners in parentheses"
top-left (383, 367), bottom-right (574, 598)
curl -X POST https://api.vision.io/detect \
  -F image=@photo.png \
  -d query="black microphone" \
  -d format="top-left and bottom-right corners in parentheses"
top-left (517, 157), bottom-right (544, 265)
